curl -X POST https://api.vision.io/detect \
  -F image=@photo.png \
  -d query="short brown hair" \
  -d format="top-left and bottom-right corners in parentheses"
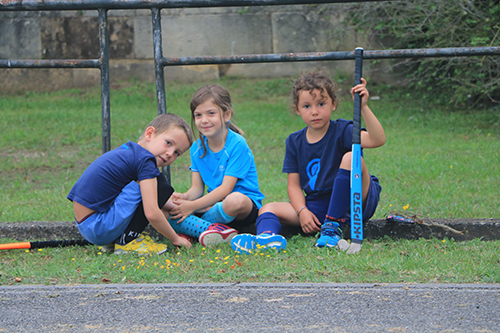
top-left (140, 113), bottom-right (193, 146)
top-left (292, 71), bottom-right (337, 110)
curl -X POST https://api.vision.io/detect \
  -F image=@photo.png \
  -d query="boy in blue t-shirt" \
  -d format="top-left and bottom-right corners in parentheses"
top-left (68, 113), bottom-right (194, 253)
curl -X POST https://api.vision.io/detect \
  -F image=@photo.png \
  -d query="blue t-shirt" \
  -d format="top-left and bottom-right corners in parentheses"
top-left (67, 141), bottom-right (161, 212)
top-left (283, 119), bottom-right (360, 197)
top-left (190, 130), bottom-right (265, 208)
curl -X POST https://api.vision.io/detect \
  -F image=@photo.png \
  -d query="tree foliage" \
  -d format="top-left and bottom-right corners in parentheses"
top-left (346, 0), bottom-right (500, 107)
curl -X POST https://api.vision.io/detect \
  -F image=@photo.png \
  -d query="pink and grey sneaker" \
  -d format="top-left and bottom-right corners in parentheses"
top-left (199, 223), bottom-right (238, 246)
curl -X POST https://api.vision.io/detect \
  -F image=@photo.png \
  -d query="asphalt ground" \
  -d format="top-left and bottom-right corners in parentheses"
top-left (1, 283), bottom-right (499, 332)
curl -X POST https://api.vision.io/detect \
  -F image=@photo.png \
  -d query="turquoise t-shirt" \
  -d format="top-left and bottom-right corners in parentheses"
top-left (190, 130), bottom-right (264, 208)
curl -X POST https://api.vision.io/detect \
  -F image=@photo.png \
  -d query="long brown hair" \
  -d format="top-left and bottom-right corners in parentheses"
top-left (189, 84), bottom-right (244, 157)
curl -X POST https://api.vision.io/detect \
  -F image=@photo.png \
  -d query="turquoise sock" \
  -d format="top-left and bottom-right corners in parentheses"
top-left (168, 215), bottom-right (211, 238)
top-left (201, 202), bottom-right (236, 224)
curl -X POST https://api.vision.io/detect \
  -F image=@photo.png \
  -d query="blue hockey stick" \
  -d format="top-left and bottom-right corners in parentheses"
top-left (349, 47), bottom-right (364, 253)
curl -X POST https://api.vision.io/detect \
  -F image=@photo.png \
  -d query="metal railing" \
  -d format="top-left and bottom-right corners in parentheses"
top-left (1, 0), bottom-right (499, 162)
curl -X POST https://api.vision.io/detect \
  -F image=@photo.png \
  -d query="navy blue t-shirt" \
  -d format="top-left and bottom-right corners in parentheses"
top-left (67, 141), bottom-right (161, 212)
top-left (283, 119), bottom-right (359, 197)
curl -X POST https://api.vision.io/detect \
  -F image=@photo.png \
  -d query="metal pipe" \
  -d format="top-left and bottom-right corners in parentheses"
top-left (152, 7), bottom-right (167, 116)
top-left (162, 46), bottom-right (500, 66)
top-left (3, 46), bottom-right (496, 70)
top-left (0, 0), bottom-right (389, 11)
top-left (0, 59), bottom-right (100, 68)
top-left (151, 7), bottom-right (171, 184)
top-left (99, 8), bottom-right (111, 154)
top-left (365, 47), bottom-right (500, 59)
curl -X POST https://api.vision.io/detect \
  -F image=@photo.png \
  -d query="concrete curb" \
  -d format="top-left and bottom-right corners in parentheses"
top-left (1, 218), bottom-right (499, 242)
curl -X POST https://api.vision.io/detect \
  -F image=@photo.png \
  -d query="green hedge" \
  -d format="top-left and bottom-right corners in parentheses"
top-left (345, 0), bottom-right (500, 107)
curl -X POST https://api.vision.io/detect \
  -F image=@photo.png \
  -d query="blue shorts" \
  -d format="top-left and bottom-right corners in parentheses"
top-left (306, 175), bottom-right (381, 223)
top-left (75, 181), bottom-right (142, 245)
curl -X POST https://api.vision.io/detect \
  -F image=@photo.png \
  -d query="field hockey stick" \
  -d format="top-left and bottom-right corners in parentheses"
top-left (0, 239), bottom-right (90, 250)
top-left (348, 47), bottom-right (364, 254)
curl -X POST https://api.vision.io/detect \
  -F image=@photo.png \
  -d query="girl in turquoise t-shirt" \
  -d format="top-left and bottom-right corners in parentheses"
top-left (168, 85), bottom-right (264, 246)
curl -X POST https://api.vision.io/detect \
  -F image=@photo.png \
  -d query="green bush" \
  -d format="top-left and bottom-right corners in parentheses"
top-left (345, 0), bottom-right (500, 107)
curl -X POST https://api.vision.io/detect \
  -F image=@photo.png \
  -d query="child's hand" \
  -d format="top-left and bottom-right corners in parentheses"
top-left (298, 208), bottom-right (321, 234)
top-left (351, 78), bottom-right (369, 107)
top-left (171, 235), bottom-right (192, 249)
top-left (169, 200), bottom-right (196, 222)
top-left (171, 192), bottom-right (187, 201)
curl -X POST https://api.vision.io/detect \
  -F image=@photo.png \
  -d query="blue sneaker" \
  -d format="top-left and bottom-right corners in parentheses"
top-left (231, 233), bottom-right (287, 254)
top-left (255, 233), bottom-right (287, 252)
top-left (315, 222), bottom-right (342, 248)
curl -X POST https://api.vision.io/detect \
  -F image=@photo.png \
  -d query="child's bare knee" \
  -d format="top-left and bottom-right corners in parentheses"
top-left (339, 152), bottom-right (352, 169)
top-left (223, 192), bottom-right (249, 212)
top-left (259, 202), bottom-right (278, 215)
top-left (340, 153), bottom-right (368, 172)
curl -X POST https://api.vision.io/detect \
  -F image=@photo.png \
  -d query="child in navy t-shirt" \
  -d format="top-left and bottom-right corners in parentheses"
top-left (68, 113), bottom-right (193, 253)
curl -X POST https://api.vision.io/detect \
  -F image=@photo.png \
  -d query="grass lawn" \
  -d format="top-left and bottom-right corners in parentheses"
top-left (1, 76), bottom-right (499, 285)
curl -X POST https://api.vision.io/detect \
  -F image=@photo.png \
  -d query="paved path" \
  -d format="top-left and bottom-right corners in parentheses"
top-left (1, 283), bottom-right (499, 332)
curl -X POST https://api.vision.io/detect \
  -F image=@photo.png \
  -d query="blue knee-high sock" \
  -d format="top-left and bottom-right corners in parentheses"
top-left (169, 215), bottom-right (211, 238)
top-left (325, 168), bottom-right (351, 228)
top-left (201, 202), bottom-right (236, 224)
top-left (256, 212), bottom-right (282, 235)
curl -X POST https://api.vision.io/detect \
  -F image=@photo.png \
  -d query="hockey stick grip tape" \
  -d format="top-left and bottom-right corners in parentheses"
top-left (352, 47), bottom-right (363, 145)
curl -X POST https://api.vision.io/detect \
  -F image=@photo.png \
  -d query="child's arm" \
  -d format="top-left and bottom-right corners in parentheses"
top-left (171, 172), bottom-right (205, 202)
top-left (170, 175), bottom-right (238, 222)
top-left (162, 198), bottom-right (176, 212)
top-left (288, 173), bottom-right (321, 234)
top-left (351, 78), bottom-right (386, 149)
top-left (139, 178), bottom-right (191, 249)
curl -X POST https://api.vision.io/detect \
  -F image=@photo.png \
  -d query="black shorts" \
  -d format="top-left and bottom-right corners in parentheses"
top-left (226, 200), bottom-right (259, 234)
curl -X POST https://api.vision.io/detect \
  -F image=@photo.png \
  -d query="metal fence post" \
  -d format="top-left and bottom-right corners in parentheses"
top-left (99, 8), bottom-right (111, 154)
top-left (152, 7), bottom-right (167, 115)
top-left (151, 7), bottom-right (171, 183)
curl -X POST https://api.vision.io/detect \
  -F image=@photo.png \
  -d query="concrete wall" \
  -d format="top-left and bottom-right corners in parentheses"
top-left (0, 5), bottom-right (379, 93)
